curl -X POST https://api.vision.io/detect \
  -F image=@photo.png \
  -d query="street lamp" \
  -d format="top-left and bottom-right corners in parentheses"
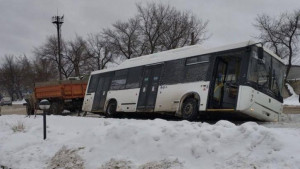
top-left (39, 99), bottom-right (50, 140)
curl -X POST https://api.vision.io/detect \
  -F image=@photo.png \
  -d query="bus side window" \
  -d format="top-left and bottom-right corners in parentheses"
top-left (161, 59), bottom-right (185, 85)
top-left (185, 55), bottom-right (209, 82)
top-left (110, 69), bottom-right (128, 90)
top-left (126, 67), bottom-right (143, 89)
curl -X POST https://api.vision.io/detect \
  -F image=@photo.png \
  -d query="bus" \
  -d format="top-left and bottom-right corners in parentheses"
top-left (82, 41), bottom-right (286, 122)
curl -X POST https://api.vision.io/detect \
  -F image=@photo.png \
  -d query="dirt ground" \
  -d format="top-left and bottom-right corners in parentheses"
top-left (0, 105), bottom-right (27, 115)
top-left (283, 106), bottom-right (300, 114)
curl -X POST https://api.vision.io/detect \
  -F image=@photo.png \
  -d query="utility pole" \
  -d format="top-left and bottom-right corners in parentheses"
top-left (52, 15), bottom-right (64, 80)
top-left (190, 32), bottom-right (195, 45)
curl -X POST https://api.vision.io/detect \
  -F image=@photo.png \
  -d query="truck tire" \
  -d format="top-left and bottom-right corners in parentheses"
top-left (49, 102), bottom-right (63, 115)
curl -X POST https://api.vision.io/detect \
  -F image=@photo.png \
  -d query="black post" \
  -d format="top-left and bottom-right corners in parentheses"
top-left (40, 99), bottom-right (50, 140)
top-left (43, 110), bottom-right (47, 140)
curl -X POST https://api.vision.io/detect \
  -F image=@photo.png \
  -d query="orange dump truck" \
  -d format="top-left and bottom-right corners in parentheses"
top-left (33, 78), bottom-right (88, 114)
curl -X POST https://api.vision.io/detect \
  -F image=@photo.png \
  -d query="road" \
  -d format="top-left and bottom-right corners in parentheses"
top-left (283, 105), bottom-right (300, 114)
top-left (0, 105), bottom-right (27, 115)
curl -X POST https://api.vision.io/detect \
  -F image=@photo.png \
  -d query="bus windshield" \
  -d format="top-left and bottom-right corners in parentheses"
top-left (247, 46), bottom-right (285, 100)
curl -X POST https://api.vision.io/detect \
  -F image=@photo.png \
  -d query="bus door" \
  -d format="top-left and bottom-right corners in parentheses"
top-left (210, 58), bottom-right (228, 109)
top-left (92, 72), bottom-right (113, 112)
top-left (209, 56), bottom-right (241, 109)
top-left (137, 64), bottom-right (163, 111)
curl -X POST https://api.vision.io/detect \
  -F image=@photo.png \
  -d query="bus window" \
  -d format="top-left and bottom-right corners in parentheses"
top-left (247, 47), bottom-right (270, 88)
top-left (126, 67), bottom-right (143, 89)
top-left (87, 74), bottom-right (100, 93)
top-left (186, 55), bottom-right (209, 65)
top-left (161, 59), bottom-right (185, 85)
top-left (110, 69), bottom-right (128, 90)
top-left (272, 58), bottom-right (284, 96)
top-left (247, 47), bottom-right (284, 100)
top-left (185, 55), bottom-right (210, 82)
top-left (185, 62), bottom-right (209, 82)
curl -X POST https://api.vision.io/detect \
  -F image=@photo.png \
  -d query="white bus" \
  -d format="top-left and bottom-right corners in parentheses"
top-left (82, 41), bottom-right (286, 122)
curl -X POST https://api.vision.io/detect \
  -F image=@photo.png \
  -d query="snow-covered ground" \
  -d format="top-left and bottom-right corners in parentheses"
top-left (1, 115), bottom-right (300, 169)
top-left (284, 84), bottom-right (300, 106)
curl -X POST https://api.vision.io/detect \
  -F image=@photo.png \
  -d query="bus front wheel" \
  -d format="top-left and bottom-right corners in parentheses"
top-left (106, 101), bottom-right (117, 117)
top-left (181, 98), bottom-right (198, 121)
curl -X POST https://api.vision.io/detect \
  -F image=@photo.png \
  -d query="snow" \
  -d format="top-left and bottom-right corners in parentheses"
top-left (12, 99), bottom-right (26, 105)
top-left (1, 115), bottom-right (300, 169)
top-left (284, 84), bottom-right (300, 106)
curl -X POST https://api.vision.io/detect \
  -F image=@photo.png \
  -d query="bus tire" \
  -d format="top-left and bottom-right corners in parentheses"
top-left (181, 98), bottom-right (198, 121)
top-left (106, 101), bottom-right (117, 117)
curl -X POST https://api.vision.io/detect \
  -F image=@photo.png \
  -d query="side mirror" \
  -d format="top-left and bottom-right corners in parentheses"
top-left (258, 47), bottom-right (264, 59)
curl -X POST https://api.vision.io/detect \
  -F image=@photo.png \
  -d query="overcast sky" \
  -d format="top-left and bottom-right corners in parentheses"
top-left (0, 0), bottom-right (299, 61)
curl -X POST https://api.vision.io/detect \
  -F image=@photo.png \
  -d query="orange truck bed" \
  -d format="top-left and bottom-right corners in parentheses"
top-left (35, 80), bottom-right (87, 100)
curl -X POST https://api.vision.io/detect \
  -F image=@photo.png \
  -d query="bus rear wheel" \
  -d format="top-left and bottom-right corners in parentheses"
top-left (106, 101), bottom-right (117, 117)
top-left (181, 98), bottom-right (198, 121)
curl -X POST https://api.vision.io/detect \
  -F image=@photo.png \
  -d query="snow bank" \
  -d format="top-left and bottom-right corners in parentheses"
top-left (12, 99), bottom-right (26, 105)
top-left (0, 115), bottom-right (300, 169)
top-left (284, 84), bottom-right (300, 106)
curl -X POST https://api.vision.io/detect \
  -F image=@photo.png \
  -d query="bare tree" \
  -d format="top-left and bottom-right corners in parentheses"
top-left (65, 36), bottom-right (90, 77)
top-left (137, 2), bottom-right (209, 53)
top-left (137, 2), bottom-right (172, 54)
top-left (255, 10), bottom-right (300, 81)
top-left (159, 10), bottom-right (208, 50)
top-left (33, 35), bottom-right (73, 79)
top-left (86, 33), bottom-right (115, 70)
top-left (18, 55), bottom-right (35, 92)
top-left (103, 17), bottom-right (143, 59)
top-left (33, 56), bottom-right (58, 82)
top-left (0, 55), bottom-right (23, 100)
top-left (102, 2), bottom-right (209, 59)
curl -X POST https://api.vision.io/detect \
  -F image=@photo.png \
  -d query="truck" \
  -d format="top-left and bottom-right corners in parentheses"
top-left (26, 78), bottom-right (88, 115)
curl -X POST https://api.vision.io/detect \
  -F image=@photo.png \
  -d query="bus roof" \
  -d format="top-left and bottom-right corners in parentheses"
top-left (91, 40), bottom-right (285, 75)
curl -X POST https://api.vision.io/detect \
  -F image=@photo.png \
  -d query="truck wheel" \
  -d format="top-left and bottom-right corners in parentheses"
top-left (49, 102), bottom-right (63, 115)
top-left (106, 101), bottom-right (117, 117)
top-left (181, 98), bottom-right (198, 121)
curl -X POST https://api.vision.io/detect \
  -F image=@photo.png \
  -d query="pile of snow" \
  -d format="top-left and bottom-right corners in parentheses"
top-left (284, 84), bottom-right (300, 106)
top-left (12, 99), bottom-right (26, 105)
top-left (0, 115), bottom-right (300, 169)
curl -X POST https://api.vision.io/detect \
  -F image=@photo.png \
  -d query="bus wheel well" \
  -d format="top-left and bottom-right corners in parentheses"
top-left (184, 94), bottom-right (200, 102)
top-left (178, 93), bottom-right (200, 115)
top-left (105, 99), bottom-right (117, 112)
